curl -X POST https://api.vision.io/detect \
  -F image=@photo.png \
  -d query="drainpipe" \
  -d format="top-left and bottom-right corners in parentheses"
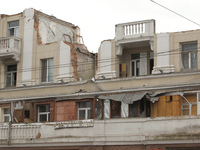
top-left (8, 101), bottom-right (14, 145)
top-left (8, 122), bottom-right (11, 146)
top-left (179, 93), bottom-right (192, 115)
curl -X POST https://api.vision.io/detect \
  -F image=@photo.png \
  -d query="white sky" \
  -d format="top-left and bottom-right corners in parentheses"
top-left (1, 0), bottom-right (200, 53)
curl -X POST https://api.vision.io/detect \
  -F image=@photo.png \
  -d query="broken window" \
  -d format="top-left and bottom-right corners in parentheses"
top-left (41, 58), bottom-right (53, 82)
top-left (129, 101), bottom-right (139, 117)
top-left (8, 20), bottom-right (19, 37)
top-left (129, 98), bottom-right (151, 118)
top-left (111, 100), bottom-right (121, 118)
top-left (78, 102), bottom-right (91, 120)
top-left (6, 64), bottom-right (17, 87)
top-left (182, 42), bottom-right (197, 69)
top-left (131, 53), bottom-right (140, 76)
top-left (38, 105), bottom-right (50, 122)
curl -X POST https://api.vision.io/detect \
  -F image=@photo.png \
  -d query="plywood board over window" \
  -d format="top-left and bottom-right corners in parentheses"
top-left (151, 95), bottom-right (182, 117)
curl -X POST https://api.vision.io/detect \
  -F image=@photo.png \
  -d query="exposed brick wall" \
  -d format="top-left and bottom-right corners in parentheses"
top-left (56, 101), bottom-right (77, 121)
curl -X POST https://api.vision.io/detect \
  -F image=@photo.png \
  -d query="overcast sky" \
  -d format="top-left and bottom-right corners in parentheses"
top-left (1, 0), bottom-right (200, 53)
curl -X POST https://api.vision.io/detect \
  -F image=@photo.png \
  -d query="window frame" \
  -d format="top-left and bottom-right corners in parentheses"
top-left (3, 108), bottom-right (11, 122)
top-left (181, 42), bottom-right (198, 70)
top-left (130, 53), bottom-right (140, 76)
top-left (78, 101), bottom-right (91, 120)
top-left (6, 64), bottom-right (17, 87)
top-left (38, 105), bottom-right (50, 122)
top-left (8, 20), bottom-right (19, 37)
top-left (41, 58), bottom-right (54, 83)
top-left (148, 52), bottom-right (154, 75)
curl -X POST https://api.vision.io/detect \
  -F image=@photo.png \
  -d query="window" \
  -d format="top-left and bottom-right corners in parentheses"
top-left (38, 105), bottom-right (50, 122)
top-left (129, 99), bottom-right (151, 118)
top-left (3, 108), bottom-right (10, 122)
top-left (149, 52), bottom-right (154, 74)
top-left (78, 102), bottom-right (91, 120)
top-left (131, 54), bottom-right (140, 76)
top-left (182, 43), bottom-right (197, 69)
top-left (6, 65), bottom-right (17, 87)
top-left (8, 21), bottom-right (19, 37)
top-left (41, 58), bottom-right (53, 82)
top-left (111, 100), bottom-right (121, 118)
top-left (119, 64), bottom-right (127, 77)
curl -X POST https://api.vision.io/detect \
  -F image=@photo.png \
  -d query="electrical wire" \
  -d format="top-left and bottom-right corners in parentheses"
top-left (150, 0), bottom-right (200, 27)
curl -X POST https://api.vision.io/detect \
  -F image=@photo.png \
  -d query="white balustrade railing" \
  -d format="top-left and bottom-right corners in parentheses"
top-left (0, 37), bottom-right (21, 51)
top-left (124, 23), bottom-right (145, 36)
top-left (0, 123), bottom-right (9, 140)
top-left (11, 124), bottom-right (41, 139)
top-left (0, 123), bottom-right (41, 140)
top-left (115, 19), bottom-right (155, 41)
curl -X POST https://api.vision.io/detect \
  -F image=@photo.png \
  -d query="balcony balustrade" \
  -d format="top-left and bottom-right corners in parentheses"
top-left (1, 116), bottom-right (200, 146)
top-left (0, 37), bottom-right (21, 62)
top-left (115, 20), bottom-right (155, 55)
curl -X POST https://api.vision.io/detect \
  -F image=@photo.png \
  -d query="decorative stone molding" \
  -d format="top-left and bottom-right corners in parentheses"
top-left (95, 71), bottom-right (117, 79)
top-left (149, 40), bottom-right (154, 51)
top-left (116, 45), bottom-right (123, 56)
top-left (152, 65), bottom-right (175, 74)
top-left (18, 80), bottom-right (36, 87)
top-left (56, 76), bottom-right (76, 83)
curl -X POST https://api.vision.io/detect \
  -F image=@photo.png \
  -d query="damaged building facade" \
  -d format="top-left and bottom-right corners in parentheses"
top-left (1, 9), bottom-right (200, 150)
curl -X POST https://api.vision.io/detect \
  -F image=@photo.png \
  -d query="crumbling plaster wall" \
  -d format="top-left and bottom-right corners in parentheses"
top-left (37, 15), bottom-right (74, 44)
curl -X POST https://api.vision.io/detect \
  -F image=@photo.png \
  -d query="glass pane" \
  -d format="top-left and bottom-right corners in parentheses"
top-left (39, 114), bottom-right (47, 122)
top-left (132, 61), bottom-right (135, 76)
top-left (182, 53), bottom-right (189, 69)
top-left (7, 65), bottom-right (17, 71)
top-left (129, 101), bottom-right (139, 117)
top-left (6, 73), bottom-right (11, 87)
top-left (15, 27), bottom-right (19, 37)
top-left (39, 105), bottom-right (50, 112)
top-left (182, 43), bottom-right (197, 52)
top-left (48, 58), bottom-right (53, 82)
top-left (79, 102), bottom-right (90, 108)
top-left (4, 108), bottom-right (10, 114)
top-left (9, 28), bottom-right (14, 36)
top-left (41, 60), bottom-right (47, 82)
top-left (87, 109), bottom-right (90, 119)
top-left (191, 52), bottom-right (197, 69)
top-left (9, 21), bottom-right (19, 27)
top-left (48, 113), bottom-right (50, 121)
top-left (131, 54), bottom-right (140, 60)
top-left (136, 61), bottom-right (140, 76)
top-left (149, 52), bottom-right (154, 59)
top-left (12, 72), bottom-right (17, 86)
top-left (4, 116), bottom-right (10, 122)
top-left (79, 110), bottom-right (85, 119)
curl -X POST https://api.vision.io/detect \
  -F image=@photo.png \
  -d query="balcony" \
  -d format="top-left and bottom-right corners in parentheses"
top-left (0, 37), bottom-right (21, 62)
top-left (115, 20), bottom-right (155, 55)
top-left (1, 116), bottom-right (200, 146)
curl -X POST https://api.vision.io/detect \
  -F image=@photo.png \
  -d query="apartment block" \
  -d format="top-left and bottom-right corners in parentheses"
top-left (0, 9), bottom-right (200, 150)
